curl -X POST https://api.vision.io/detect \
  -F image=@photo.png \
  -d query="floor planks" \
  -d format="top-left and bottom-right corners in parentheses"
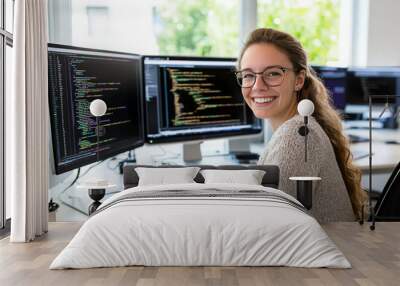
top-left (1, 222), bottom-right (400, 286)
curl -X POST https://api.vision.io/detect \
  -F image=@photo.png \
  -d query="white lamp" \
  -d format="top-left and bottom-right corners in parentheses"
top-left (297, 99), bottom-right (314, 117)
top-left (90, 99), bottom-right (107, 162)
top-left (82, 99), bottom-right (109, 215)
top-left (291, 99), bottom-right (318, 210)
top-left (90, 99), bottom-right (107, 117)
top-left (297, 99), bottom-right (315, 162)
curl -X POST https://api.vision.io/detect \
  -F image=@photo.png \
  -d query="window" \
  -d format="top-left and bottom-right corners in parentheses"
top-left (257, 0), bottom-right (342, 65)
top-left (1, 0), bottom-right (14, 231)
top-left (50, 0), bottom-right (240, 57)
top-left (153, 0), bottom-right (240, 57)
top-left (49, 0), bottom-right (349, 63)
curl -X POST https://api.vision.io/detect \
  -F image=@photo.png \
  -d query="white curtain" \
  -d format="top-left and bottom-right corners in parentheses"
top-left (8, 0), bottom-right (49, 242)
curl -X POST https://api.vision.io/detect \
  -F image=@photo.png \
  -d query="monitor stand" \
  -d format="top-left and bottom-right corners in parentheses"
top-left (228, 138), bottom-right (252, 153)
top-left (228, 138), bottom-right (260, 161)
top-left (182, 141), bottom-right (203, 162)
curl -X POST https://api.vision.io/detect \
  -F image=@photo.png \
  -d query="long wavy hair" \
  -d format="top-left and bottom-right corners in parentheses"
top-left (238, 28), bottom-right (364, 219)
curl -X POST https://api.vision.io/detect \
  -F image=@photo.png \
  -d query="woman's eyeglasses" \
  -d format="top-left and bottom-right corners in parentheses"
top-left (235, 66), bottom-right (293, 88)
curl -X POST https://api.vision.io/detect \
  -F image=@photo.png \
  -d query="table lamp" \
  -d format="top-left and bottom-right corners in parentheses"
top-left (90, 99), bottom-right (107, 162)
top-left (297, 99), bottom-right (315, 162)
top-left (290, 99), bottom-right (320, 210)
top-left (82, 99), bottom-right (109, 215)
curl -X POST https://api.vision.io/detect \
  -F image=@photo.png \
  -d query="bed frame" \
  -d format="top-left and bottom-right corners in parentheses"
top-left (123, 165), bottom-right (280, 189)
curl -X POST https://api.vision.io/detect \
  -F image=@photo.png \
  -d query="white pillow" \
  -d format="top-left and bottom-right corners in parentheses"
top-left (200, 169), bottom-right (266, 185)
top-left (135, 167), bottom-right (201, 186)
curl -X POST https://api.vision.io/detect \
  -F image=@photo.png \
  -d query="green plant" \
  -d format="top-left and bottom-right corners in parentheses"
top-left (153, 0), bottom-right (341, 64)
top-left (258, 0), bottom-right (340, 65)
top-left (154, 0), bottom-right (239, 57)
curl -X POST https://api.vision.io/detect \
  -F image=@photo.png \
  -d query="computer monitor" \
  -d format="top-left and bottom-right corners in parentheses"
top-left (142, 56), bottom-right (263, 146)
top-left (312, 66), bottom-right (347, 111)
top-left (346, 67), bottom-right (400, 105)
top-left (48, 44), bottom-right (144, 174)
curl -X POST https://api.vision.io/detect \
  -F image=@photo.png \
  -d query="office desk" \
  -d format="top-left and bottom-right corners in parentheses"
top-left (347, 129), bottom-right (400, 173)
top-left (345, 129), bottom-right (400, 191)
top-left (251, 129), bottom-right (400, 173)
top-left (351, 142), bottom-right (399, 173)
top-left (251, 129), bottom-right (400, 192)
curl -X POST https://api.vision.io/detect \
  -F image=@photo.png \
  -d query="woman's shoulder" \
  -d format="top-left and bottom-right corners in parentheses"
top-left (274, 115), bottom-right (319, 136)
top-left (271, 115), bottom-right (331, 148)
top-left (276, 115), bottom-right (304, 133)
top-left (261, 115), bottom-right (336, 166)
top-left (260, 115), bottom-right (336, 166)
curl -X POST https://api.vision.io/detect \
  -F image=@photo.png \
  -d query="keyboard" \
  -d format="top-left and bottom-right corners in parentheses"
top-left (232, 152), bottom-right (260, 161)
top-left (348, 134), bottom-right (369, 143)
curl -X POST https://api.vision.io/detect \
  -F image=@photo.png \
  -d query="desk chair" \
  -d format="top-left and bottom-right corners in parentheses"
top-left (373, 161), bottom-right (400, 221)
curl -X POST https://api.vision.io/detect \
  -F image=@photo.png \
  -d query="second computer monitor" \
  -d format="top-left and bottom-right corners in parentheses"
top-left (312, 66), bottom-right (347, 111)
top-left (347, 67), bottom-right (400, 105)
top-left (142, 56), bottom-right (262, 144)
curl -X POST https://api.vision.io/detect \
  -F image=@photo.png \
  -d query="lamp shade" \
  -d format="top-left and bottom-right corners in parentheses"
top-left (297, 99), bottom-right (314, 116)
top-left (90, 99), bottom-right (107, 117)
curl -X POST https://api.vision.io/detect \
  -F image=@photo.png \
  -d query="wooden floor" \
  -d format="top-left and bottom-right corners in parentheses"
top-left (0, 222), bottom-right (399, 286)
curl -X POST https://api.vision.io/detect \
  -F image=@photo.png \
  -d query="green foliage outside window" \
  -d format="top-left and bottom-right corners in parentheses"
top-left (258, 0), bottom-right (340, 65)
top-left (153, 0), bottom-right (239, 57)
top-left (154, 0), bottom-right (340, 65)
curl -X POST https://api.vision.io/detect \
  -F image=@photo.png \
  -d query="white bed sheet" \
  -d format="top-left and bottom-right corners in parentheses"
top-left (50, 183), bottom-right (351, 269)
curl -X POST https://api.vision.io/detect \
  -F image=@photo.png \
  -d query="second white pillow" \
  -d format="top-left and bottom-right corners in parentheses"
top-left (135, 167), bottom-right (201, 186)
top-left (200, 169), bottom-right (266, 185)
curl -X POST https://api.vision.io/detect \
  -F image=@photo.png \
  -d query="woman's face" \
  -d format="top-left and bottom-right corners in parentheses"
top-left (239, 43), bottom-right (305, 123)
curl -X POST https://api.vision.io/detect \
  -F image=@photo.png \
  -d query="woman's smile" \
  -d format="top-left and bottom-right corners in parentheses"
top-left (251, 96), bottom-right (278, 107)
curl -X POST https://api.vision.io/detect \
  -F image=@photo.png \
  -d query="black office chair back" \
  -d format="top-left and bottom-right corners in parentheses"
top-left (374, 161), bottom-right (400, 221)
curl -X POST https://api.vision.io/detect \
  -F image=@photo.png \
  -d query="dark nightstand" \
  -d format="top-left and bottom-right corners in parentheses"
top-left (289, 177), bottom-right (321, 210)
top-left (77, 182), bottom-right (116, 215)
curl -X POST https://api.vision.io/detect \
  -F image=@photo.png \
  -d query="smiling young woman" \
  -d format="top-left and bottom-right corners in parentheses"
top-left (236, 28), bottom-right (365, 223)
top-left (237, 43), bottom-right (304, 130)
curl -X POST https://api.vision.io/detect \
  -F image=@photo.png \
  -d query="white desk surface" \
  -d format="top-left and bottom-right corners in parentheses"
top-left (251, 129), bottom-right (400, 173)
top-left (346, 129), bottom-right (400, 173)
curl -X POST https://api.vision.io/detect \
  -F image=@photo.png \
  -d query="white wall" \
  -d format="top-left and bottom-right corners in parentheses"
top-left (239, 0), bottom-right (257, 48)
top-left (366, 0), bottom-right (400, 66)
top-left (352, 0), bottom-right (400, 66)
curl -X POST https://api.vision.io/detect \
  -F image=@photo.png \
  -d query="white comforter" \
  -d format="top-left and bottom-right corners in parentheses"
top-left (50, 183), bottom-right (351, 269)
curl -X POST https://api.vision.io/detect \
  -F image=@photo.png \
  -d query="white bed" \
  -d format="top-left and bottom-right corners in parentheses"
top-left (50, 183), bottom-right (351, 269)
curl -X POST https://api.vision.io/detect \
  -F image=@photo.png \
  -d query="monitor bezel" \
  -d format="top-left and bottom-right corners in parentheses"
top-left (141, 55), bottom-right (263, 144)
top-left (48, 43), bottom-right (145, 174)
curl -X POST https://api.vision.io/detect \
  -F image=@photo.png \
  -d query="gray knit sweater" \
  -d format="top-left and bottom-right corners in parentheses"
top-left (258, 115), bottom-right (355, 223)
